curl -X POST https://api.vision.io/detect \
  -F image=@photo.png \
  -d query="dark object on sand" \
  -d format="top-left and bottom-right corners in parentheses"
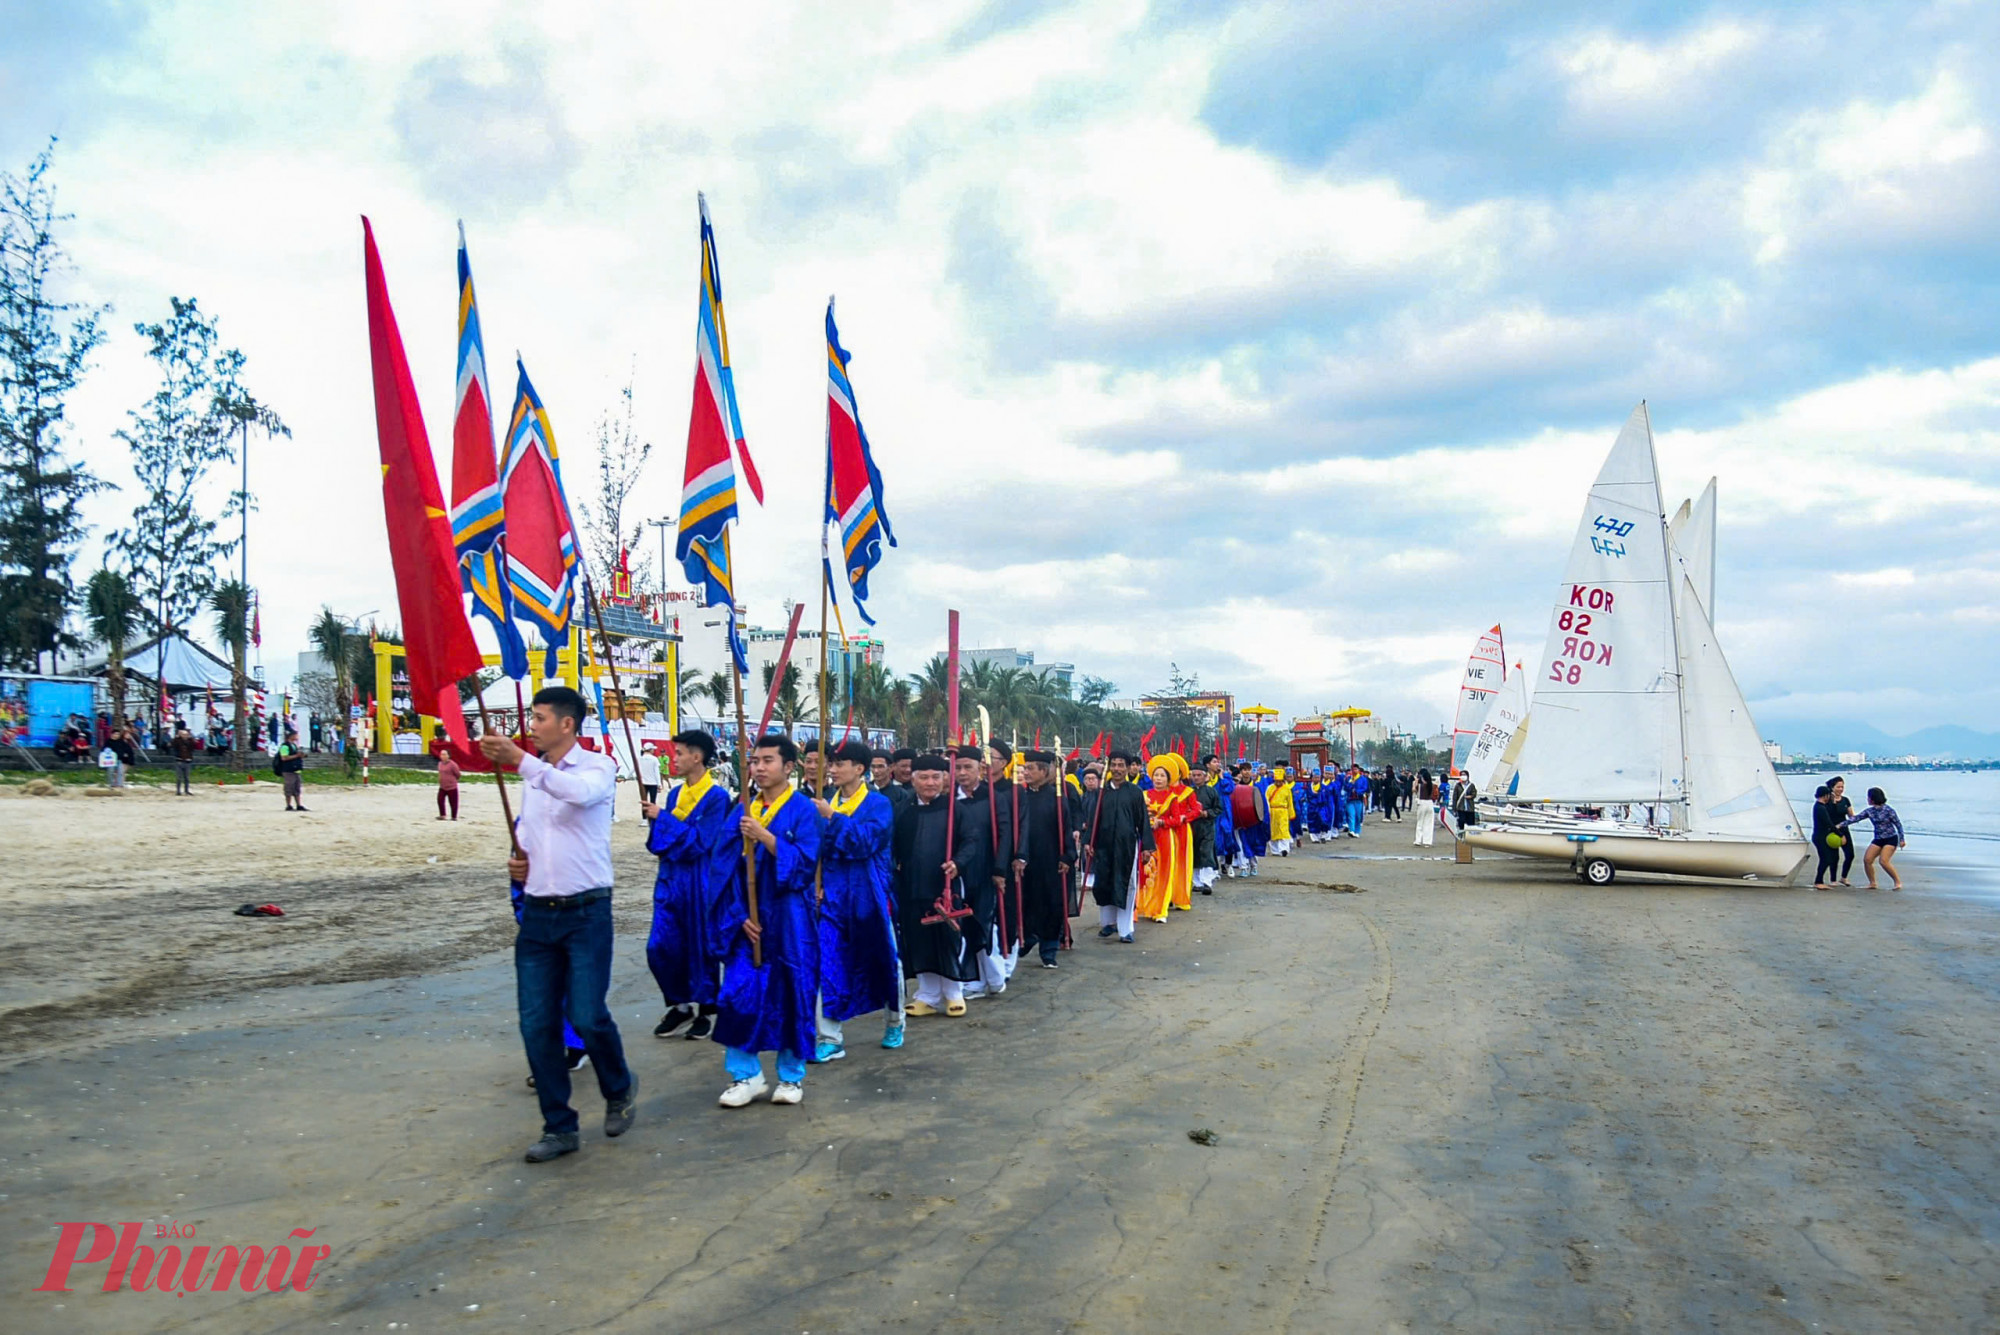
top-left (1188, 1127), bottom-right (1219, 1146)
top-left (233, 903), bottom-right (285, 917)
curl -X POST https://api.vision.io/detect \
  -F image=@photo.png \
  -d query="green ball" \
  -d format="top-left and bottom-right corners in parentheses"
top-left (1825, 833), bottom-right (1845, 848)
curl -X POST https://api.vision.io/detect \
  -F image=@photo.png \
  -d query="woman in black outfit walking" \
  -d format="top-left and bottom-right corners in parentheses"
top-left (1825, 776), bottom-right (1856, 886)
top-left (1809, 785), bottom-right (1841, 889)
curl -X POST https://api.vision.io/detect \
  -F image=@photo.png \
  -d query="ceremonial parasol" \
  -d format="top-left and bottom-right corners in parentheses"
top-left (1241, 704), bottom-right (1280, 764)
top-left (1326, 707), bottom-right (1372, 766)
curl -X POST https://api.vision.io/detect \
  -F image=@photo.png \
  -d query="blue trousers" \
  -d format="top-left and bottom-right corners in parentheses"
top-left (517, 895), bottom-right (633, 1135)
top-left (726, 1045), bottom-right (806, 1085)
top-left (1347, 804), bottom-right (1364, 835)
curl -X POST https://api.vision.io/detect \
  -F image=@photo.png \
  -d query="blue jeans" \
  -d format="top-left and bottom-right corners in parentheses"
top-left (517, 894), bottom-right (632, 1135)
top-left (1347, 804), bottom-right (1364, 835)
top-left (726, 1045), bottom-right (806, 1085)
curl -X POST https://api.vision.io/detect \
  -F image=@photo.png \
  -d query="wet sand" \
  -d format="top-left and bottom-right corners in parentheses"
top-left (3, 791), bottom-right (1996, 1332)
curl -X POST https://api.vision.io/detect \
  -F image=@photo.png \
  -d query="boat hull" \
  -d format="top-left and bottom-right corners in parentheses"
top-left (1464, 823), bottom-right (1808, 882)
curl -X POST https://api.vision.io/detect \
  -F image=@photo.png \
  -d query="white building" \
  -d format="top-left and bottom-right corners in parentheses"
top-left (1836, 750), bottom-right (1867, 766)
top-left (1763, 740), bottom-right (1785, 764)
top-left (962, 647), bottom-right (1074, 692)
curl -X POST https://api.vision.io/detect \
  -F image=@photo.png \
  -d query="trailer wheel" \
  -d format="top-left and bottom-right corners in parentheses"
top-left (1581, 857), bottom-right (1616, 886)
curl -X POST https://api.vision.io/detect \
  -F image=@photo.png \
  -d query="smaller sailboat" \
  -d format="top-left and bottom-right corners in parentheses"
top-left (1461, 660), bottom-right (1527, 796)
top-left (1448, 624), bottom-right (1506, 774)
top-left (1465, 405), bottom-right (1807, 884)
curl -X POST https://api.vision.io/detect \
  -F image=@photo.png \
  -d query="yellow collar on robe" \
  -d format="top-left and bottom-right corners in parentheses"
top-left (671, 770), bottom-right (716, 820)
top-left (750, 786), bottom-right (795, 825)
top-left (829, 783), bottom-right (869, 817)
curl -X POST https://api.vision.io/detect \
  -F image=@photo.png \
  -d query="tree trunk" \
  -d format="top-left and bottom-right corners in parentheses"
top-left (108, 651), bottom-right (126, 723)
top-left (233, 640), bottom-right (248, 756)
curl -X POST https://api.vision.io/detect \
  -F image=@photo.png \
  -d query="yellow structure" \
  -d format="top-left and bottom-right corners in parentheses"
top-left (367, 630), bottom-right (678, 754)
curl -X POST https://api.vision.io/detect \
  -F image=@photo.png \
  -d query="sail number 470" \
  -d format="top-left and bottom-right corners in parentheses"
top-left (1550, 588), bottom-right (1615, 684)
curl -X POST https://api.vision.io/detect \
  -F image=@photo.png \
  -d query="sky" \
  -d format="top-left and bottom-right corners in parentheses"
top-left (7, 0), bottom-right (2000, 742)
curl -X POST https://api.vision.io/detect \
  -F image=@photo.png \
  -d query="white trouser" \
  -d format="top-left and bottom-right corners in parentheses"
top-left (814, 991), bottom-right (843, 1047)
top-left (1194, 866), bottom-right (1218, 887)
top-left (1413, 800), bottom-right (1437, 846)
top-left (1272, 837), bottom-right (1292, 854)
top-left (1098, 901), bottom-right (1137, 936)
top-left (912, 973), bottom-right (964, 1007)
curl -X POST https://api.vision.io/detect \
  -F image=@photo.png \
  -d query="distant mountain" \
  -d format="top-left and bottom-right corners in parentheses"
top-left (1766, 720), bottom-right (2000, 761)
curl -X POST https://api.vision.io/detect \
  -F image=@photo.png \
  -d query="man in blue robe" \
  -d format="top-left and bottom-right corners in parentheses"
top-left (812, 738), bottom-right (904, 1060)
top-left (710, 733), bottom-right (822, 1108)
top-left (1210, 756), bottom-right (1239, 877)
top-left (1345, 764), bottom-right (1369, 836)
top-left (643, 729), bottom-right (734, 1042)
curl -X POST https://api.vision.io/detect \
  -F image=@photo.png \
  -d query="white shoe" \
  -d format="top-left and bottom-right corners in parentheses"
top-left (718, 1074), bottom-right (769, 1108)
top-left (771, 1082), bottom-right (803, 1106)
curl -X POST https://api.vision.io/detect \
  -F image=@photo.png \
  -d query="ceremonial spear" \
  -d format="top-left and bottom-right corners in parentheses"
top-left (923, 611), bottom-right (973, 933)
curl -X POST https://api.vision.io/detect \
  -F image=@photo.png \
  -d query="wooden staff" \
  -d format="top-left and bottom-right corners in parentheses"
top-left (474, 692), bottom-right (520, 859)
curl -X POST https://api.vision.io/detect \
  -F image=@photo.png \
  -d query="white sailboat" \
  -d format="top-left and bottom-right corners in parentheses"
top-left (1461, 659), bottom-right (1527, 795)
top-left (1448, 624), bottom-right (1506, 774)
top-left (1465, 405), bottom-right (1807, 884)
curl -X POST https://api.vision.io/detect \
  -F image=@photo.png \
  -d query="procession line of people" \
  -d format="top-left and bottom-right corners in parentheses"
top-left (480, 689), bottom-right (1317, 1164)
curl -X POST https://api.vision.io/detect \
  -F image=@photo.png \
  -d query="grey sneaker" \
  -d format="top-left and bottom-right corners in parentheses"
top-left (525, 1131), bottom-right (580, 1163)
top-left (604, 1078), bottom-right (638, 1138)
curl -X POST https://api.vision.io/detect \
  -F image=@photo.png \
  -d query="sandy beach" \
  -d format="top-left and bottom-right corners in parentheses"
top-left (3, 786), bottom-right (1996, 1332)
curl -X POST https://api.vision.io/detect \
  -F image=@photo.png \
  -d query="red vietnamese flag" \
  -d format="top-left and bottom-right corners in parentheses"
top-left (362, 218), bottom-right (486, 763)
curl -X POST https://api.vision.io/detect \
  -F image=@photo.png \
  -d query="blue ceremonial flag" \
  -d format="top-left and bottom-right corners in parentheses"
top-left (499, 360), bottom-right (581, 675)
top-left (676, 195), bottom-right (758, 675)
top-left (448, 225), bottom-right (528, 678)
top-left (822, 300), bottom-right (895, 625)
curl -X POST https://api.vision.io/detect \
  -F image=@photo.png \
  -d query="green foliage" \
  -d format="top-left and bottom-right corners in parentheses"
top-left (84, 565), bottom-right (139, 717)
top-left (0, 142), bottom-right (107, 671)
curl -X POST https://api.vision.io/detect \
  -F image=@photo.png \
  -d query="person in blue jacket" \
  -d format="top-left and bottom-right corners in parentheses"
top-left (710, 733), bottom-right (823, 1108)
top-left (643, 729), bottom-right (734, 1042)
top-left (1345, 763), bottom-right (1369, 836)
top-left (812, 738), bottom-right (904, 1060)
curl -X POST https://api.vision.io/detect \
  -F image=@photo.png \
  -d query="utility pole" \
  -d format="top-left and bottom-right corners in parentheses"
top-left (646, 517), bottom-right (673, 611)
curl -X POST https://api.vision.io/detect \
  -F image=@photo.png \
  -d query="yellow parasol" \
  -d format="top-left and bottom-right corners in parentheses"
top-left (1325, 707), bottom-right (1372, 766)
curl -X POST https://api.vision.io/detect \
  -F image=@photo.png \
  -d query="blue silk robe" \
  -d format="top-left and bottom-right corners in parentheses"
top-left (817, 789), bottom-right (902, 1023)
top-left (709, 790), bottom-right (822, 1058)
top-left (644, 776), bottom-right (733, 1008)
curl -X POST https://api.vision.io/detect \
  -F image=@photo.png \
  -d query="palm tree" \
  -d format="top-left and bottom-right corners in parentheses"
top-left (760, 659), bottom-right (811, 733)
top-left (210, 579), bottom-right (251, 754)
top-left (908, 653), bottom-right (954, 747)
top-left (308, 606), bottom-right (354, 725)
top-left (674, 666), bottom-right (701, 719)
top-left (701, 670), bottom-right (734, 723)
top-left (847, 660), bottom-right (895, 732)
top-left (85, 567), bottom-right (142, 723)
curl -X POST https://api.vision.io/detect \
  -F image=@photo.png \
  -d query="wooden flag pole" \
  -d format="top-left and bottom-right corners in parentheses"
top-left (474, 692), bottom-right (521, 859)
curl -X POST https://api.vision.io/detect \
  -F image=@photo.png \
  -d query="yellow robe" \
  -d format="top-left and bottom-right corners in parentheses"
top-left (1268, 780), bottom-right (1296, 842)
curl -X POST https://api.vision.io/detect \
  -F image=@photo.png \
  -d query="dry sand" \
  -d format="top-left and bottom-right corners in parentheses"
top-left (2, 789), bottom-right (1996, 1332)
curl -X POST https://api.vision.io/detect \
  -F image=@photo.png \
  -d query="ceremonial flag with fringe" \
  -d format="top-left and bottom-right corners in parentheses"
top-left (449, 225), bottom-right (528, 678)
top-left (499, 359), bottom-right (579, 675)
top-left (360, 218), bottom-right (484, 758)
top-left (823, 300), bottom-right (895, 625)
top-left (677, 194), bottom-right (762, 673)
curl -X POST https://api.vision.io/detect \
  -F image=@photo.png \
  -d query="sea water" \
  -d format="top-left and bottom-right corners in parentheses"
top-left (1781, 770), bottom-right (1999, 896)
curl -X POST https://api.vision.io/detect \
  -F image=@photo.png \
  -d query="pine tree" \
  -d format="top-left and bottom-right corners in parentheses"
top-left (0, 143), bottom-right (107, 671)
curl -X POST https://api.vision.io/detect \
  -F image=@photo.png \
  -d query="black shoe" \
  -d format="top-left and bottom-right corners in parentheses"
top-left (684, 1013), bottom-right (715, 1041)
top-left (525, 1131), bottom-right (580, 1163)
top-left (1040, 956), bottom-right (1059, 969)
top-left (604, 1078), bottom-right (638, 1137)
top-left (1117, 933), bottom-right (1134, 944)
top-left (1097, 925), bottom-right (1117, 938)
top-left (654, 1006), bottom-right (695, 1038)
top-left (566, 1047), bottom-right (589, 1071)
top-left (1199, 886), bottom-right (1213, 895)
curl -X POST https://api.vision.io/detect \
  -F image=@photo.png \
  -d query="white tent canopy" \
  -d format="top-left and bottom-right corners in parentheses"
top-left (83, 631), bottom-right (235, 693)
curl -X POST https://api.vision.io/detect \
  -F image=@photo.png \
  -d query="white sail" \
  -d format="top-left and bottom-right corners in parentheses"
top-left (1463, 661), bottom-right (1527, 794)
top-left (1674, 573), bottom-right (1797, 840)
top-left (1510, 403), bottom-right (1683, 804)
top-left (1448, 624), bottom-right (1506, 773)
top-left (1668, 477), bottom-right (1717, 621)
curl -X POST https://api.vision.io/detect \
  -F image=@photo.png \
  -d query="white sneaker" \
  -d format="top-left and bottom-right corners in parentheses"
top-left (771, 1082), bottom-right (803, 1106)
top-left (718, 1074), bottom-right (769, 1108)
